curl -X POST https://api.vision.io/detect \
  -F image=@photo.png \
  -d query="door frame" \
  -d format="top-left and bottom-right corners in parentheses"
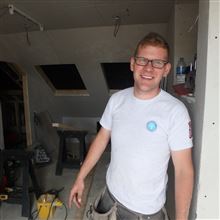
top-left (9, 63), bottom-right (32, 147)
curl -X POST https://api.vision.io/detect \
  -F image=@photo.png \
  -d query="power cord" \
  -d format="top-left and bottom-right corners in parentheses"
top-left (62, 201), bottom-right (68, 220)
top-left (46, 195), bottom-right (57, 220)
top-left (46, 197), bottom-right (68, 220)
top-left (29, 206), bottom-right (42, 220)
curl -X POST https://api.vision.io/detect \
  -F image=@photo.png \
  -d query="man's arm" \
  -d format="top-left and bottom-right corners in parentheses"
top-left (68, 127), bottom-right (110, 208)
top-left (171, 148), bottom-right (194, 220)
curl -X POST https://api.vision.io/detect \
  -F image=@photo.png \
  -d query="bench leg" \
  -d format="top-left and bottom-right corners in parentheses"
top-left (56, 134), bottom-right (65, 175)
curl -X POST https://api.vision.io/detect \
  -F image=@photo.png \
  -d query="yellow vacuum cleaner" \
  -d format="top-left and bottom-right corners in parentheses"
top-left (37, 193), bottom-right (62, 220)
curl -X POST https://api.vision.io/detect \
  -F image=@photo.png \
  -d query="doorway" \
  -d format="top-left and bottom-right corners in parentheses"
top-left (0, 61), bottom-right (32, 149)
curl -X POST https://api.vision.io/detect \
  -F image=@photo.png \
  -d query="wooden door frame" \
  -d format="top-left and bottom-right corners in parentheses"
top-left (9, 63), bottom-right (32, 147)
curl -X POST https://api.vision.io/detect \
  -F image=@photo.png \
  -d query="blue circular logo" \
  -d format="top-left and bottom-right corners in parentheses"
top-left (146, 121), bottom-right (157, 132)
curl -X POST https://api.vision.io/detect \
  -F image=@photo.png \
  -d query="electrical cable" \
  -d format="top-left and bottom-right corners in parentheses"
top-left (8, 4), bottom-right (44, 31)
top-left (113, 16), bottom-right (121, 37)
top-left (45, 197), bottom-right (68, 220)
top-left (25, 25), bottom-right (31, 46)
top-left (28, 206), bottom-right (41, 220)
top-left (46, 195), bottom-right (57, 220)
top-left (62, 201), bottom-right (68, 220)
top-left (187, 15), bottom-right (199, 33)
top-left (45, 187), bottom-right (66, 220)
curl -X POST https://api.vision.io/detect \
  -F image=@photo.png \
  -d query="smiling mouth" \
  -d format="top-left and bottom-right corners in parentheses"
top-left (141, 75), bottom-right (154, 80)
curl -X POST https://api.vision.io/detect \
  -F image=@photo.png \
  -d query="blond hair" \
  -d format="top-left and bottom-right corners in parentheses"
top-left (134, 32), bottom-right (169, 59)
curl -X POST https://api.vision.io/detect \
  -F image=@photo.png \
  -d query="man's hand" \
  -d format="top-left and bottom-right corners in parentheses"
top-left (68, 178), bottom-right (85, 208)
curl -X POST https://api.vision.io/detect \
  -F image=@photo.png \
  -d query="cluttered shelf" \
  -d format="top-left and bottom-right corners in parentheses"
top-left (173, 83), bottom-right (195, 104)
top-left (172, 53), bottom-right (197, 121)
top-left (173, 54), bottom-right (197, 105)
top-left (172, 83), bottom-right (195, 119)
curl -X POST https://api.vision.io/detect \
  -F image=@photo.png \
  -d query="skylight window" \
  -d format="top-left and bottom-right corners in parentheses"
top-left (36, 64), bottom-right (88, 96)
top-left (101, 63), bottom-right (134, 93)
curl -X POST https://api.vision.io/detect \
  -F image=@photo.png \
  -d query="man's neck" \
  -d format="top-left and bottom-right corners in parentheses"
top-left (133, 87), bottom-right (161, 100)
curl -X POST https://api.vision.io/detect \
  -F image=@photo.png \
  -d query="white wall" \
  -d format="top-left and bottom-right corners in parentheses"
top-left (194, 0), bottom-right (219, 218)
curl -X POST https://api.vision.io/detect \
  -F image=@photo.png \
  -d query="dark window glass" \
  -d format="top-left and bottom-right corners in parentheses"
top-left (101, 63), bottom-right (134, 90)
top-left (40, 64), bottom-right (86, 90)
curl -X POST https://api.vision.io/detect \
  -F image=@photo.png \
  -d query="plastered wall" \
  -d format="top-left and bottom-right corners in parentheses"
top-left (173, 2), bottom-right (198, 85)
top-left (0, 102), bottom-right (4, 149)
top-left (0, 23), bottom-right (168, 142)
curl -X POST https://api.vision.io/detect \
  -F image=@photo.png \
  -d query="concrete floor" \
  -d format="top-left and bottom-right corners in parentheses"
top-left (82, 151), bottom-right (110, 220)
top-left (0, 151), bottom-right (110, 220)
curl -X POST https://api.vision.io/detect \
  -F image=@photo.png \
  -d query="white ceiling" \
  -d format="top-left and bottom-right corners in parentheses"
top-left (0, 0), bottom-right (178, 34)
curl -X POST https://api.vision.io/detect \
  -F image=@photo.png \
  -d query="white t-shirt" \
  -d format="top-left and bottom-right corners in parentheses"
top-left (100, 87), bottom-right (193, 214)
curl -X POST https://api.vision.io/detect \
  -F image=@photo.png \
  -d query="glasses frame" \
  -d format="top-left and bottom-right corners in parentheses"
top-left (134, 56), bottom-right (169, 69)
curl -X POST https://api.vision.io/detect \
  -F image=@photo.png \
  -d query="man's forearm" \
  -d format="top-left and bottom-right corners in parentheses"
top-left (175, 169), bottom-right (194, 220)
top-left (76, 128), bottom-right (110, 181)
top-left (76, 140), bottom-right (106, 180)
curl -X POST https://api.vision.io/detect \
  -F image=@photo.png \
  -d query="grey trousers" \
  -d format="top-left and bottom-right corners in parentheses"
top-left (95, 187), bottom-right (166, 220)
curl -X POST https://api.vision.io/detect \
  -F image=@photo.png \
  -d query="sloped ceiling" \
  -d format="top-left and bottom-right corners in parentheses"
top-left (0, 0), bottom-right (198, 120)
top-left (0, 0), bottom-right (176, 34)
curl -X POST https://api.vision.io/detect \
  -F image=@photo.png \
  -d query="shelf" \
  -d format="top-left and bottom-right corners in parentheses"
top-left (172, 83), bottom-right (195, 104)
top-left (179, 95), bottom-right (195, 104)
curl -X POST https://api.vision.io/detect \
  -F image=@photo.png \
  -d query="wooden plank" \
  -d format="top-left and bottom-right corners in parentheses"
top-left (13, 63), bottom-right (32, 147)
top-left (52, 122), bottom-right (87, 131)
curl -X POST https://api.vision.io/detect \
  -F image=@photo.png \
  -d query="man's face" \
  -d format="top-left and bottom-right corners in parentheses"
top-left (130, 45), bottom-right (171, 99)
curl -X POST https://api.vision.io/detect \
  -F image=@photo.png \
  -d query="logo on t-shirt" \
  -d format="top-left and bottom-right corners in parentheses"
top-left (146, 121), bottom-right (157, 132)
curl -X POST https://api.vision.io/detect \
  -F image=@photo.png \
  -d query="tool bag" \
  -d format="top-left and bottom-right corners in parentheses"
top-left (86, 187), bottom-right (117, 220)
top-left (86, 187), bottom-right (169, 220)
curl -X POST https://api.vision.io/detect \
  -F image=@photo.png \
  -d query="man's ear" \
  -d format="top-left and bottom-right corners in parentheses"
top-left (163, 62), bottom-right (171, 77)
top-left (130, 57), bottom-right (135, 72)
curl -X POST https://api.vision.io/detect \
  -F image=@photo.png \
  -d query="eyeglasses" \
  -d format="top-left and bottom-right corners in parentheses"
top-left (134, 57), bottom-right (168, 69)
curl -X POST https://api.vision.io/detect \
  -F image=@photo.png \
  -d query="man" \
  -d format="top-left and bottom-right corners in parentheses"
top-left (68, 32), bottom-right (194, 220)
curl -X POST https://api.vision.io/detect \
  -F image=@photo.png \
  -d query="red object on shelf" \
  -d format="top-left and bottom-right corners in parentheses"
top-left (173, 84), bottom-right (190, 96)
top-left (0, 176), bottom-right (8, 193)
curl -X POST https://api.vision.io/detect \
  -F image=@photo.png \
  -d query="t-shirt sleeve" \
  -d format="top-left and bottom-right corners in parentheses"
top-left (168, 103), bottom-right (193, 151)
top-left (99, 96), bottom-right (114, 131)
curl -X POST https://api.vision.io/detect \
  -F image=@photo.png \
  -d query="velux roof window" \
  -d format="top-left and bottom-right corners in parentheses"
top-left (101, 62), bottom-right (134, 93)
top-left (36, 64), bottom-right (88, 96)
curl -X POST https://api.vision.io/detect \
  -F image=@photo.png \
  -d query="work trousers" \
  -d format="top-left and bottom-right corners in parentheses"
top-left (95, 187), bottom-right (166, 220)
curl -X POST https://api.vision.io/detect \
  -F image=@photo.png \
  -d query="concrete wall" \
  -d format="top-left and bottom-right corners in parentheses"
top-left (0, 23), bottom-right (167, 121)
top-left (0, 102), bottom-right (4, 149)
top-left (166, 3), bottom-right (175, 92)
top-left (0, 23), bottom-right (167, 141)
top-left (173, 2), bottom-right (198, 85)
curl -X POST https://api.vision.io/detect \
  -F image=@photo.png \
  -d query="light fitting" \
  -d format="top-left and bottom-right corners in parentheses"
top-left (113, 16), bottom-right (121, 37)
top-left (8, 4), bottom-right (44, 31)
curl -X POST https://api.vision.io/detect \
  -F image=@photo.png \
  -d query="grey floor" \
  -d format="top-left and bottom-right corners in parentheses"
top-left (0, 151), bottom-right (110, 220)
top-left (82, 151), bottom-right (110, 220)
